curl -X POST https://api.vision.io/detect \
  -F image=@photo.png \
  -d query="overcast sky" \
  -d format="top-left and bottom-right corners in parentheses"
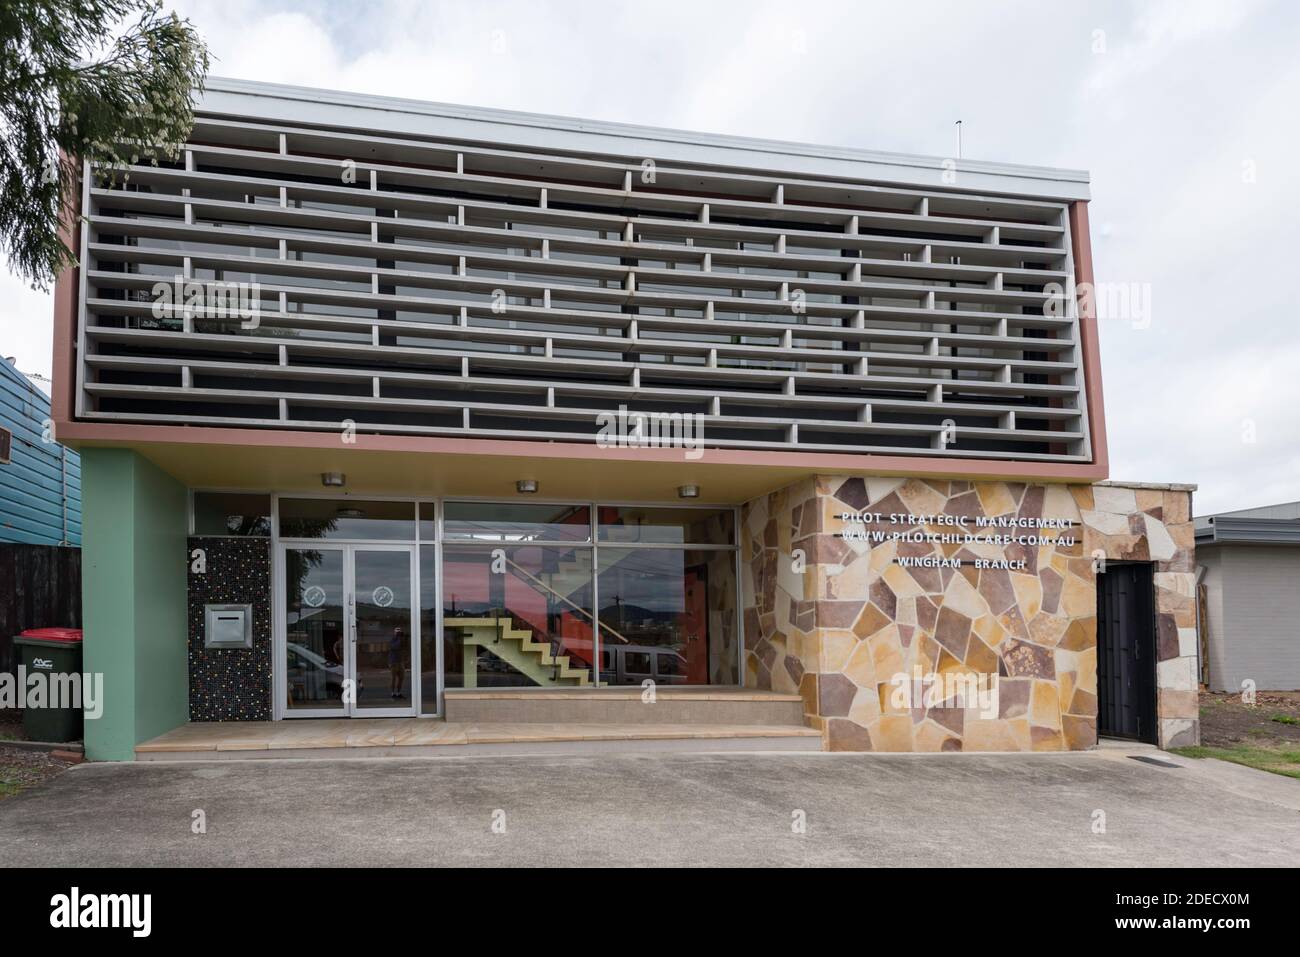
top-left (4, 0), bottom-right (1297, 514)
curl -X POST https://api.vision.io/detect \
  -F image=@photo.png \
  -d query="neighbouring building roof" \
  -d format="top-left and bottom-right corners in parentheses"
top-left (1195, 500), bottom-right (1300, 546)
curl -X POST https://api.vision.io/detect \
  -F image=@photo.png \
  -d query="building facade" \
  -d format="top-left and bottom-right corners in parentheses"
top-left (49, 78), bottom-right (1197, 759)
top-left (1196, 502), bottom-right (1300, 693)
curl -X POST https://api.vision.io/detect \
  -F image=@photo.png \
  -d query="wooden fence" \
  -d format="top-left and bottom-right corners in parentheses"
top-left (0, 543), bottom-right (82, 674)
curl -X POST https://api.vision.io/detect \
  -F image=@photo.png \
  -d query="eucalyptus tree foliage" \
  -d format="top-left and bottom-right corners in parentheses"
top-left (0, 0), bottom-right (209, 289)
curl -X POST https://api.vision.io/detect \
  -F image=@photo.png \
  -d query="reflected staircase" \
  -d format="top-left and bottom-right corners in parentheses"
top-left (452, 617), bottom-right (590, 687)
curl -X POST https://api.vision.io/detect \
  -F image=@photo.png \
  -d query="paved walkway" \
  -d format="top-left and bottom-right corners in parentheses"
top-left (1, 748), bottom-right (1296, 866)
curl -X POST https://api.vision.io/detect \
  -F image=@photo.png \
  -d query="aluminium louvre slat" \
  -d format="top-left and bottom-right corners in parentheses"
top-left (86, 287), bottom-right (1077, 341)
top-left (84, 381), bottom-right (1081, 444)
top-left (81, 385), bottom-right (1083, 448)
top-left (90, 194), bottom-right (1069, 281)
top-left (182, 135), bottom-right (1071, 229)
top-left (86, 270), bottom-right (1071, 339)
top-left (78, 406), bottom-right (1089, 462)
top-left (91, 184), bottom-right (1066, 267)
top-left (85, 297), bottom-right (1075, 363)
top-left (85, 353), bottom-right (1081, 422)
top-left (83, 299), bottom-right (1079, 378)
top-left (89, 348), bottom-right (1086, 416)
top-left (89, 179), bottom-right (1066, 295)
top-left (189, 115), bottom-right (1072, 223)
top-left (89, 252), bottom-right (1066, 335)
top-left (84, 251), bottom-right (1075, 338)
top-left (93, 186), bottom-right (1070, 269)
top-left (88, 213), bottom-right (1070, 288)
top-left (128, 303), bottom-right (1079, 363)
top-left (83, 325), bottom-right (1086, 403)
top-left (188, 113), bottom-right (1071, 217)
top-left (86, 246), bottom-right (1068, 318)
top-left (108, 162), bottom-right (1065, 247)
top-left (82, 326), bottom-right (1083, 409)
top-left (94, 236), bottom-right (1066, 302)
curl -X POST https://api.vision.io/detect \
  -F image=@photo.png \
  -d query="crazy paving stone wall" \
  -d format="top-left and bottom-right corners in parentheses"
top-left (741, 477), bottom-right (1197, 752)
top-left (1077, 483), bottom-right (1199, 749)
top-left (187, 537), bottom-right (273, 721)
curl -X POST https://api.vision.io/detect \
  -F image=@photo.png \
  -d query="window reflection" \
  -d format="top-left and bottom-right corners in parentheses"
top-left (443, 502), bottom-right (590, 542)
top-left (279, 499), bottom-right (416, 540)
top-left (284, 548), bottom-right (345, 709)
top-left (442, 545), bottom-right (595, 688)
top-left (596, 547), bottom-right (737, 685)
top-left (597, 506), bottom-right (735, 545)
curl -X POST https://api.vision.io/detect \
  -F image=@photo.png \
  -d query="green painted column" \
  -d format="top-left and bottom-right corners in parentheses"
top-left (81, 448), bottom-right (188, 761)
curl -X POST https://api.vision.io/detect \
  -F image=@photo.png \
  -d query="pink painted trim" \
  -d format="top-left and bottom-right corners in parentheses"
top-left (49, 157), bottom-right (81, 429)
top-left (53, 419), bottom-right (1108, 482)
top-left (1069, 201), bottom-right (1109, 478)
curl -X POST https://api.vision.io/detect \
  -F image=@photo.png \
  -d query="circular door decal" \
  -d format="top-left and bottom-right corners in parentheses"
top-left (303, 585), bottom-right (327, 608)
top-left (372, 586), bottom-right (395, 608)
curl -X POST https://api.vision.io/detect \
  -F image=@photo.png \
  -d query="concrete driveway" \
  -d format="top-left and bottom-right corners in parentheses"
top-left (1, 746), bottom-right (1296, 866)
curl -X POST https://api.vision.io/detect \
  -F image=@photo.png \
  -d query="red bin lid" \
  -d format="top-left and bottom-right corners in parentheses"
top-left (18, 627), bottom-right (83, 642)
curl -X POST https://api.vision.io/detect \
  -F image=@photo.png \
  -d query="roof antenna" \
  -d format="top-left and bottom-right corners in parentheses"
top-left (955, 120), bottom-right (963, 159)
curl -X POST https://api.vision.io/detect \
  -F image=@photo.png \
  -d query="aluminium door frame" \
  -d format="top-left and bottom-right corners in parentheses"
top-left (345, 542), bottom-right (420, 719)
top-left (275, 540), bottom-right (348, 719)
top-left (272, 494), bottom-right (435, 720)
top-left (274, 538), bottom-right (421, 720)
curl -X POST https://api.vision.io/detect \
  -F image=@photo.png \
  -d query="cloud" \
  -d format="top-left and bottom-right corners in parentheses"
top-left (3, 0), bottom-right (1297, 513)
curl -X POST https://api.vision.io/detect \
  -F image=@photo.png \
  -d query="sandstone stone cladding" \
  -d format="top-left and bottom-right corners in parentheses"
top-left (740, 477), bottom-right (1197, 751)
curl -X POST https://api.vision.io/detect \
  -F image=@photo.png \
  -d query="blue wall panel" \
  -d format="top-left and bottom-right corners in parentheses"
top-left (0, 359), bottom-right (81, 546)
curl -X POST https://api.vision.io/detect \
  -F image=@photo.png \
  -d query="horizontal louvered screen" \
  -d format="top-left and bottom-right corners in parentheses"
top-left (74, 113), bottom-right (1092, 462)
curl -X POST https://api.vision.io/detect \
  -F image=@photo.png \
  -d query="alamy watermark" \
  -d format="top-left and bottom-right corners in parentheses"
top-left (151, 275), bottom-right (261, 328)
top-left (50, 888), bottom-right (150, 937)
top-left (0, 666), bottom-right (103, 719)
top-left (1044, 280), bottom-right (1152, 329)
top-left (888, 666), bottom-right (999, 719)
top-left (596, 404), bottom-right (704, 460)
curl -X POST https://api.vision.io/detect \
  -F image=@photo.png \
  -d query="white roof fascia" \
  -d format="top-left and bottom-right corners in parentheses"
top-left (196, 76), bottom-right (1092, 203)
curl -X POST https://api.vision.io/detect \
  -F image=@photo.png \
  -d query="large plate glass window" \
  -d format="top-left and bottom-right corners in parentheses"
top-left (442, 542), bottom-right (595, 688)
top-left (595, 507), bottom-right (738, 686)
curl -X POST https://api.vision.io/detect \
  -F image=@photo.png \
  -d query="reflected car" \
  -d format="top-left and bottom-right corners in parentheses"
top-left (600, 644), bottom-right (691, 685)
top-left (286, 641), bottom-right (361, 702)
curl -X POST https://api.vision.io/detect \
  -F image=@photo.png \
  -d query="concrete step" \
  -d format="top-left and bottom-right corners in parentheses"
top-left (134, 718), bottom-right (823, 760)
top-left (443, 688), bottom-right (807, 726)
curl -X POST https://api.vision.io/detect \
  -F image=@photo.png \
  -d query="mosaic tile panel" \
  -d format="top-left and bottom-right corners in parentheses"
top-left (187, 536), bottom-right (273, 721)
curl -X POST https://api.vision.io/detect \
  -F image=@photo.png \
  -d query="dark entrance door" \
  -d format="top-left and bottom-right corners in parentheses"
top-left (1096, 563), bottom-right (1157, 743)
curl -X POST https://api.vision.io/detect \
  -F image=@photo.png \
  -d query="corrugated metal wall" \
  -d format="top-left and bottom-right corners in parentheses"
top-left (0, 359), bottom-right (82, 546)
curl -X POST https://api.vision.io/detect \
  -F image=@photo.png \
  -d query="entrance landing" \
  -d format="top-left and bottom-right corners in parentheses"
top-left (134, 717), bottom-right (823, 760)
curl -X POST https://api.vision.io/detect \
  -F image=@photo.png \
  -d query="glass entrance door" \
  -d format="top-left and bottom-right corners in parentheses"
top-left (284, 544), bottom-right (347, 715)
top-left (350, 546), bottom-right (415, 715)
top-left (281, 543), bottom-right (417, 717)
